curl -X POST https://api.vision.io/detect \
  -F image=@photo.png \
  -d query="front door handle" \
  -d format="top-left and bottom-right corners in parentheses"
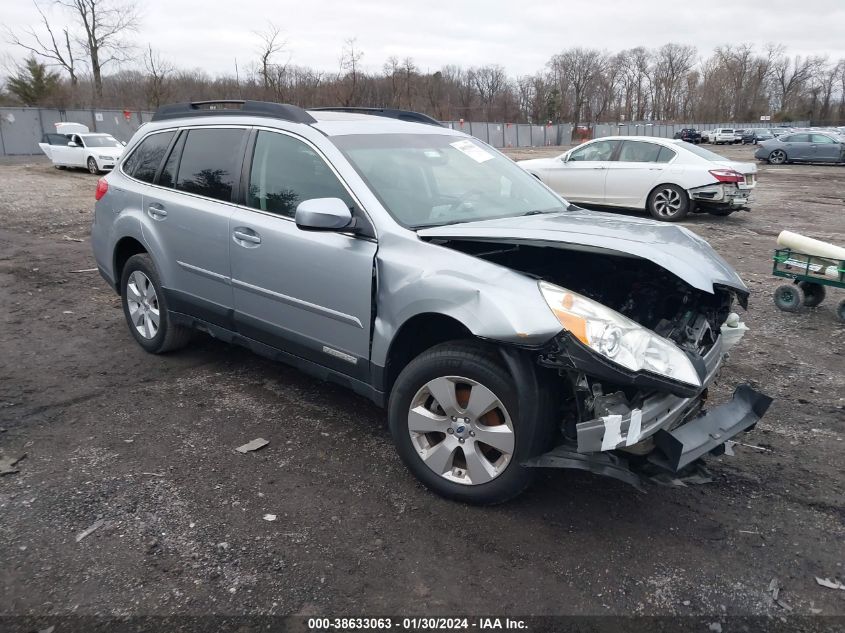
top-left (233, 228), bottom-right (261, 247)
top-left (147, 204), bottom-right (167, 220)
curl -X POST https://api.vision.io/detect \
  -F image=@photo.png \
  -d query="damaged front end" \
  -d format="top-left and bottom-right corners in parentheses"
top-left (429, 236), bottom-right (772, 488)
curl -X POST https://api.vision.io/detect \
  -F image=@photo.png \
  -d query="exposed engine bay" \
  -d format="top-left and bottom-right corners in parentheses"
top-left (437, 240), bottom-right (742, 355)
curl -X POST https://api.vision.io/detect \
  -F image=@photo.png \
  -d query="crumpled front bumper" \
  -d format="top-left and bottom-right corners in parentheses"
top-left (526, 328), bottom-right (773, 485)
top-left (647, 384), bottom-right (772, 471)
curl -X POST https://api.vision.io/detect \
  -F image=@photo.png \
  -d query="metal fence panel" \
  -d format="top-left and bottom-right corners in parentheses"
top-left (0, 108), bottom-right (44, 155)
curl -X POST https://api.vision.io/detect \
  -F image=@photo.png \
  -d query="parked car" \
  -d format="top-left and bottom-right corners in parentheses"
top-left (90, 100), bottom-right (770, 503)
top-left (754, 131), bottom-right (845, 164)
top-left (742, 129), bottom-right (774, 144)
top-left (518, 136), bottom-right (757, 221)
top-left (673, 128), bottom-right (702, 144)
top-left (38, 123), bottom-right (125, 173)
top-left (733, 129), bottom-right (746, 144)
top-left (701, 127), bottom-right (736, 145)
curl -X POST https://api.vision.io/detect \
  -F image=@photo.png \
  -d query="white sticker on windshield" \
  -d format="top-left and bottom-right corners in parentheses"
top-left (450, 139), bottom-right (494, 163)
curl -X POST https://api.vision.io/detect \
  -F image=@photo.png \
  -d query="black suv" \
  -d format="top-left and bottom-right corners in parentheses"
top-left (673, 128), bottom-right (702, 144)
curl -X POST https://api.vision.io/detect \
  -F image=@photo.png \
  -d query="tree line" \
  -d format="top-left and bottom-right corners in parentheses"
top-left (3, 0), bottom-right (845, 124)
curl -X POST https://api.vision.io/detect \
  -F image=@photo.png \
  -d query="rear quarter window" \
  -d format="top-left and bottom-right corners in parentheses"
top-left (122, 131), bottom-right (176, 183)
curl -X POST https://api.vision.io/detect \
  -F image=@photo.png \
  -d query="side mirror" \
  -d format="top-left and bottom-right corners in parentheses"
top-left (295, 197), bottom-right (355, 232)
top-left (559, 152), bottom-right (570, 163)
top-left (67, 141), bottom-right (79, 148)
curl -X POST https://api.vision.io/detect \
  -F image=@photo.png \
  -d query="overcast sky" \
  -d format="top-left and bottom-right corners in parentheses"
top-left (3, 0), bottom-right (845, 78)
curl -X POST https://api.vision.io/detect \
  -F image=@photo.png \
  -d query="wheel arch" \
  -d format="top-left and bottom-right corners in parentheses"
top-left (113, 236), bottom-right (148, 294)
top-left (381, 312), bottom-right (475, 394)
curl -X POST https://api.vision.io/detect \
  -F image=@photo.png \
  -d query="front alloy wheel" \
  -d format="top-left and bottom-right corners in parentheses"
top-left (87, 157), bottom-right (99, 174)
top-left (388, 341), bottom-right (553, 504)
top-left (407, 376), bottom-right (515, 486)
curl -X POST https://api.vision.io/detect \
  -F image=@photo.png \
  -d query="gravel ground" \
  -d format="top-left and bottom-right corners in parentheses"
top-left (1, 147), bottom-right (844, 624)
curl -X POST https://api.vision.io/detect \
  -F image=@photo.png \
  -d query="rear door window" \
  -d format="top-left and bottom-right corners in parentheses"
top-left (123, 131), bottom-right (176, 183)
top-left (811, 134), bottom-right (835, 144)
top-left (783, 134), bottom-right (810, 143)
top-left (175, 128), bottom-right (247, 202)
top-left (617, 140), bottom-right (662, 162)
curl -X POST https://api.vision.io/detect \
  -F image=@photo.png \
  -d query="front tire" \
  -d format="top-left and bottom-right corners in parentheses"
top-left (120, 254), bottom-right (192, 353)
top-left (87, 157), bottom-right (100, 174)
top-left (388, 341), bottom-right (551, 504)
top-left (647, 184), bottom-right (689, 221)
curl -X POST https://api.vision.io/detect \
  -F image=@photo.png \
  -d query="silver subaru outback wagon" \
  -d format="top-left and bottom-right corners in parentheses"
top-left (91, 100), bottom-right (771, 504)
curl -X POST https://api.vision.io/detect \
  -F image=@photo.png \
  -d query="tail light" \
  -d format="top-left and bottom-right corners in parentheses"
top-left (709, 169), bottom-right (744, 183)
top-left (95, 178), bottom-right (109, 200)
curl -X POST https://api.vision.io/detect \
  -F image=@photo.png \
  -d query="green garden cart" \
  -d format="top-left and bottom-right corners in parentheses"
top-left (772, 247), bottom-right (845, 323)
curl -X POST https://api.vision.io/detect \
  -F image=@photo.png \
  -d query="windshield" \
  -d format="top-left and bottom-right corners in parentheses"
top-left (680, 143), bottom-right (732, 161)
top-left (332, 133), bottom-right (567, 228)
top-left (82, 135), bottom-right (122, 148)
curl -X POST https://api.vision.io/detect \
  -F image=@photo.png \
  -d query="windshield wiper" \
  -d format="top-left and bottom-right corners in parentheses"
top-left (521, 207), bottom-right (566, 216)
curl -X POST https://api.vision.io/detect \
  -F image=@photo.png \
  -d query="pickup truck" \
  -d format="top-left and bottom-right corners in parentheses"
top-left (673, 128), bottom-right (702, 144)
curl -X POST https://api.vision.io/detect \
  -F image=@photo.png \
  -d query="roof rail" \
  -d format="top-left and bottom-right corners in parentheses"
top-left (310, 107), bottom-right (443, 127)
top-left (151, 100), bottom-right (316, 124)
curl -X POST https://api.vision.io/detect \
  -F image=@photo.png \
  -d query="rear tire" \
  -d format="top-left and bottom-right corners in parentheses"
top-left (120, 253), bottom-right (192, 354)
top-left (768, 149), bottom-right (787, 165)
top-left (799, 282), bottom-right (826, 308)
top-left (388, 341), bottom-right (553, 505)
top-left (647, 184), bottom-right (689, 222)
top-left (773, 284), bottom-right (804, 312)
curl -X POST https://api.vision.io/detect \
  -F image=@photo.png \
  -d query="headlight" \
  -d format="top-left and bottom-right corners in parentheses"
top-left (98, 155), bottom-right (113, 161)
top-left (539, 281), bottom-right (701, 387)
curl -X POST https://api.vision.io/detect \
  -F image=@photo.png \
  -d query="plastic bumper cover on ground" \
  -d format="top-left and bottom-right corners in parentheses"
top-left (647, 384), bottom-right (772, 471)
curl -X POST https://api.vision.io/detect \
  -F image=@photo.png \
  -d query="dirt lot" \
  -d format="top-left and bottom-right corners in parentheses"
top-left (1, 145), bottom-right (844, 625)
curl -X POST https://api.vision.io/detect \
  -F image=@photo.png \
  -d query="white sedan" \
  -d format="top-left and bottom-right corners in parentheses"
top-left (518, 136), bottom-right (757, 221)
top-left (39, 131), bottom-right (125, 174)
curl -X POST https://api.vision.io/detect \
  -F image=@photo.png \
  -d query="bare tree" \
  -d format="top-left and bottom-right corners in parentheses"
top-left (339, 38), bottom-right (363, 106)
top-left (56, 0), bottom-right (140, 98)
top-left (4, 1), bottom-right (80, 85)
top-left (143, 44), bottom-right (173, 108)
top-left (255, 22), bottom-right (284, 94)
top-left (549, 47), bottom-right (607, 125)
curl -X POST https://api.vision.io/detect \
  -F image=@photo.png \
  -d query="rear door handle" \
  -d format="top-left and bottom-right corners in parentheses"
top-left (147, 204), bottom-right (167, 220)
top-left (233, 228), bottom-right (261, 247)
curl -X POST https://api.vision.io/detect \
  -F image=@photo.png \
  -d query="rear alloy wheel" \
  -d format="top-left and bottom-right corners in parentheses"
top-left (773, 284), bottom-right (805, 312)
top-left (648, 184), bottom-right (689, 221)
top-left (388, 342), bottom-right (552, 504)
top-left (768, 149), bottom-right (787, 165)
top-left (120, 253), bottom-right (192, 353)
top-left (799, 281), bottom-right (826, 308)
top-left (87, 157), bottom-right (99, 174)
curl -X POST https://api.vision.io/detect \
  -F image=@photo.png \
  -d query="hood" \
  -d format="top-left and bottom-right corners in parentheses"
top-left (93, 147), bottom-right (124, 158)
top-left (417, 210), bottom-right (748, 297)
